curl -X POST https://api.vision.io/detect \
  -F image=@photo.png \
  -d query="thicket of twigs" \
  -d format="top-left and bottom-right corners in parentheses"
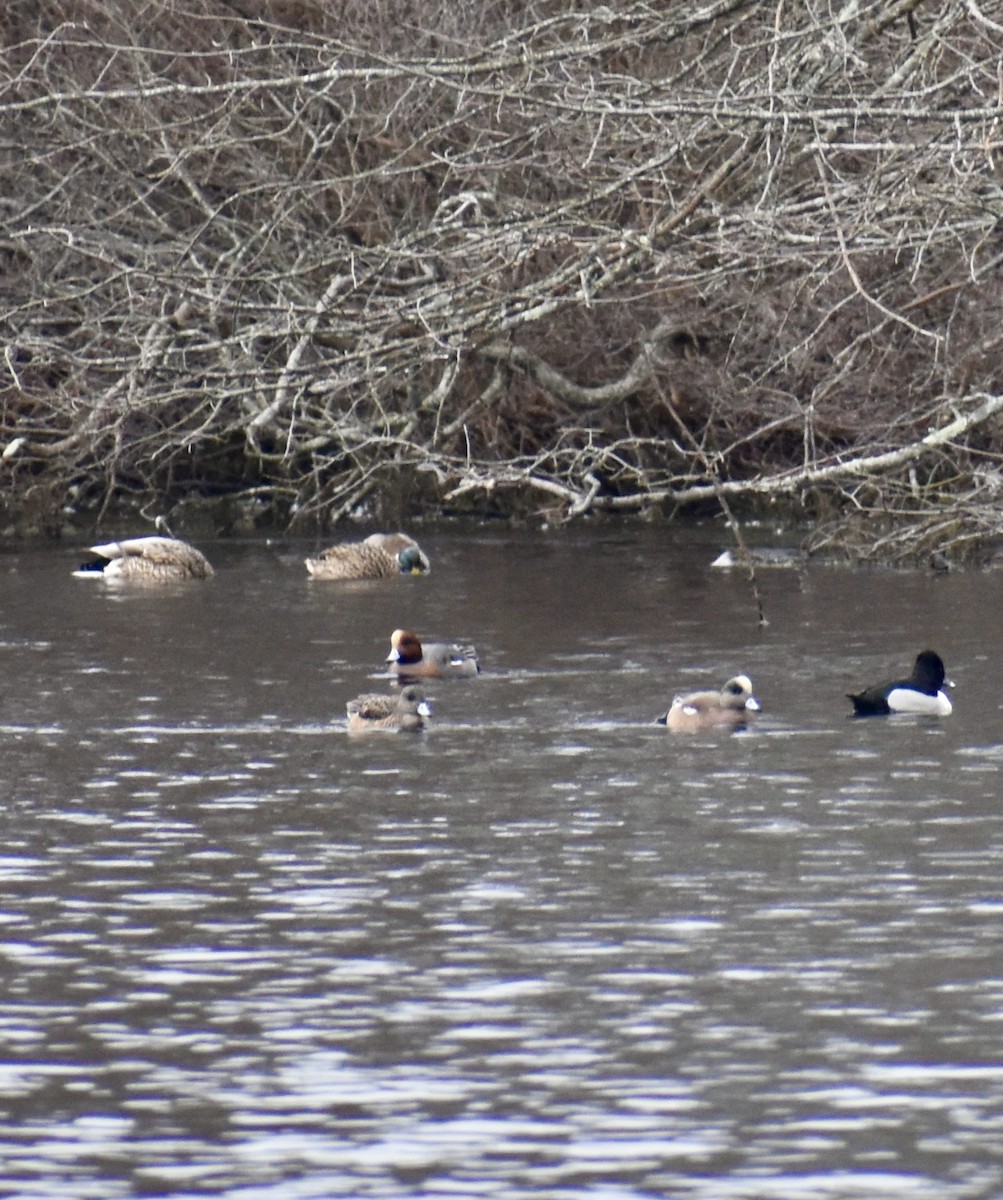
top-left (1, 1), bottom-right (1001, 559)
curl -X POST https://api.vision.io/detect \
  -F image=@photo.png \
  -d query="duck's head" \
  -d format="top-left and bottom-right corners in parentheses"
top-left (388, 629), bottom-right (423, 664)
top-left (397, 546), bottom-right (430, 575)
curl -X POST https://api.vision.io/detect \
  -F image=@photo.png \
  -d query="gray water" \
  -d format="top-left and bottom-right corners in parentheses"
top-left (1, 525), bottom-right (1002, 1200)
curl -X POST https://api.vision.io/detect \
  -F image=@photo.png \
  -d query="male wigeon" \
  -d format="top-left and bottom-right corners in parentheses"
top-left (847, 649), bottom-right (953, 716)
top-left (658, 674), bottom-right (760, 732)
top-left (305, 532), bottom-right (430, 580)
top-left (386, 628), bottom-right (480, 679)
top-left (73, 535), bottom-right (214, 582)
top-left (346, 685), bottom-right (431, 732)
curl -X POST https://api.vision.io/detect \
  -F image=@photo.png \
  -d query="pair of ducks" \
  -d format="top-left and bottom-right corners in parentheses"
top-left (74, 532), bottom-right (429, 583)
top-left (347, 629), bottom-right (479, 732)
top-left (660, 648), bottom-right (952, 733)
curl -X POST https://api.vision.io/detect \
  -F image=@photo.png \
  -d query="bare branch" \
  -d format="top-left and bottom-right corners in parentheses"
top-left (0, 2), bottom-right (999, 558)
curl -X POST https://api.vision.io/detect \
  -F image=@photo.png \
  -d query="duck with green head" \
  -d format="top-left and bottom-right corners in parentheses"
top-left (305, 532), bottom-right (430, 580)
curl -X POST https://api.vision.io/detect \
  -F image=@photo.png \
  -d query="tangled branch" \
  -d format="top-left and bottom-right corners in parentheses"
top-left (0, 1), bottom-right (1000, 559)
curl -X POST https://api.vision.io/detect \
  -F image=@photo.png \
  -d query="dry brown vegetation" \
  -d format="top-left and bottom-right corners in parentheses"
top-left (1, 0), bottom-right (1001, 559)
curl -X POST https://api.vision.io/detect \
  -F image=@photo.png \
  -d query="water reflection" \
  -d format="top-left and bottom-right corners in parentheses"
top-left (0, 529), bottom-right (1001, 1198)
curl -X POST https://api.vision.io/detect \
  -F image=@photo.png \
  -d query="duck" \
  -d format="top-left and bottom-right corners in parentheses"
top-left (710, 547), bottom-right (803, 569)
top-left (658, 674), bottom-right (760, 732)
top-left (386, 628), bottom-right (480, 679)
top-left (346, 685), bottom-right (431, 732)
top-left (305, 532), bottom-right (430, 580)
top-left (73, 535), bottom-right (214, 582)
top-left (847, 649), bottom-right (953, 716)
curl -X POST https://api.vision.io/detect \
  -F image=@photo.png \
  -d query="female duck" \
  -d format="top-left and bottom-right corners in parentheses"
top-left (386, 629), bottom-right (480, 679)
top-left (306, 532), bottom-right (430, 580)
top-left (346, 685), bottom-right (431, 733)
top-left (74, 535), bottom-right (214, 582)
top-left (847, 649), bottom-right (953, 716)
top-left (658, 674), bottom-right (760, 732)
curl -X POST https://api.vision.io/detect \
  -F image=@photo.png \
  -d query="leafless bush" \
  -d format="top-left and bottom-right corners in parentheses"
top-left (1, 0), bottom-right (1001, 557)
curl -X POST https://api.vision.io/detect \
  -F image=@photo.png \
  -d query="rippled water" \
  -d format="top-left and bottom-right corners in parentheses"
top-left (2, 525), bottom-right (1002, 1199)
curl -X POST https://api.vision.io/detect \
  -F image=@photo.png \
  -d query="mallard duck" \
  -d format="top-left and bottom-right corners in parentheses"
top-left (74, 535), bottom-right (214, 582)
top-left (305, 533), bottom-right (430, 580)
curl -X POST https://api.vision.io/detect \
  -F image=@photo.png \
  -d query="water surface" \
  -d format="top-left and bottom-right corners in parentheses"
top-left (1, 526), bottom-right (1001, 1199)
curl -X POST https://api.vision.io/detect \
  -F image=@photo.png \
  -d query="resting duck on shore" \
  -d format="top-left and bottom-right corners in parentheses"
top-left (305, 533), bottom-right (430, 580)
